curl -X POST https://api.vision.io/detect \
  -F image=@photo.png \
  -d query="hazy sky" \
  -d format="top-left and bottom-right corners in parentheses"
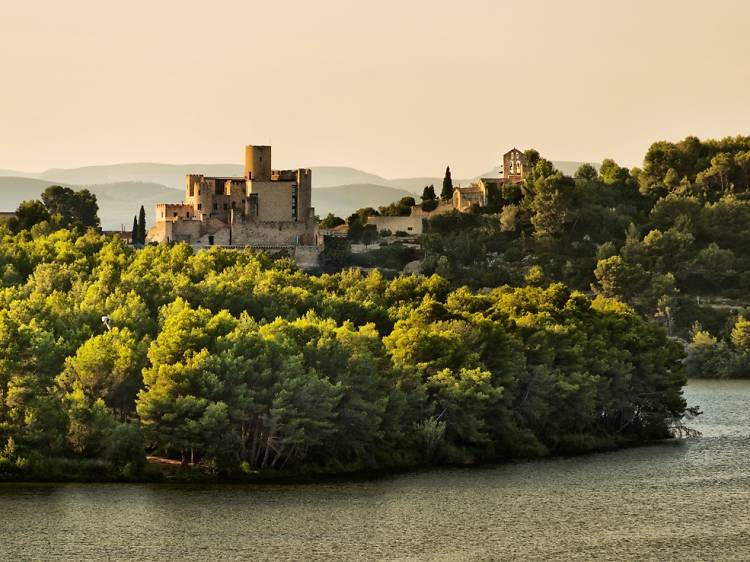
top-left (2, 0), bottom-right (749, 177)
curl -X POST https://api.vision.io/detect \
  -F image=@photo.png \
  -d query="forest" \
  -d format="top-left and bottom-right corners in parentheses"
top-left (0, 222), bottom-right (687, 480)
top-left (340, 136), bottom-right (750, 380)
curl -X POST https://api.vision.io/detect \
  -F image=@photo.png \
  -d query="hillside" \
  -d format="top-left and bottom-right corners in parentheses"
top-left (36, 163), bottom-right (243, 191)
top-left (3, 164), bottom-right (392, 191)
top-left (0, 177), bottom-right (57, 206)
top-left (310, 167), bottom-right (391, 188)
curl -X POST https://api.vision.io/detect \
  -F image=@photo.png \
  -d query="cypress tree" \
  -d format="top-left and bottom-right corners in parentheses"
top-left (132, 216), bottom-right (139, 244)
top-left (421, 184), bottom-right (436, 201)
top-left (138, 206), bottom-right (146, 244)
top-left (441, 166), bottom-right (453, 200)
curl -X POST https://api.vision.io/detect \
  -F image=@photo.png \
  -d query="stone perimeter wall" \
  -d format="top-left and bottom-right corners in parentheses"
top-left (367, 215), bottom-right (424, 234)
top-left (149, 215), bottom-right (319, 247)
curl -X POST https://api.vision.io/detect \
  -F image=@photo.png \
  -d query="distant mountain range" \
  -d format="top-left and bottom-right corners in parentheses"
top-left (312, 184), bottom-right (416, 219)
top-left (0, 177), bottom-right (181, 231)
top-left (0, 160), bottom-right (594, 230)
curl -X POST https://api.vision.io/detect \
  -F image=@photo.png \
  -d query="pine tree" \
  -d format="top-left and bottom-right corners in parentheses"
top-left (138, 206), bottom-right (146, 244)
top-left (441, 167), bottom-right (453, 200)
top-left (132, 216), bottom-right (139, 244)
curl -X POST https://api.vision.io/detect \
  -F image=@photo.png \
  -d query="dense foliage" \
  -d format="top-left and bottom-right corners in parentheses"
top-left (417, 136), bottom-right (750, 375)
top-left (0, 224), bottom-right (687, 480)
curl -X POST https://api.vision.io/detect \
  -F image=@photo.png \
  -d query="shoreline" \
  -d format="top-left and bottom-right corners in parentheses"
top-left (0, 435), bottom-right (689, 486)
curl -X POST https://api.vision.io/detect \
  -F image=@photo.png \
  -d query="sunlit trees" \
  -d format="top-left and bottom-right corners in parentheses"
top-left (57, 327), bottom-right (147, 416)
top-left (685, 325), bottom-right (734, 379)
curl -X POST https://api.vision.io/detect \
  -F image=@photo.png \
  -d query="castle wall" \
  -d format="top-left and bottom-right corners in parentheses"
top-left (228, 180), bottom-right (245, 213)
top-left (156, 203), bottom-right (195, 221)
top-left (249, 180), bottom-right (294, 222)
top-left (147, 220), bottom-right (170, 243)
top-left (230, 219), bottom-right (315, 246)
top-left (293, 245), bottom-right (322, 269)
top-left (297, 169), bottom-right (312, 220)
top-left (367, 215), bottom-right (424, 235)
top-left (148, 217), bottom-right (202, 243)
top-left (194, 226), bottom-right (231, 246)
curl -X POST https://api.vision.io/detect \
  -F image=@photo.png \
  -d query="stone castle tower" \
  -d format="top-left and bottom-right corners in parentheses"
top-left (148, 145), bottom-right (318, 247)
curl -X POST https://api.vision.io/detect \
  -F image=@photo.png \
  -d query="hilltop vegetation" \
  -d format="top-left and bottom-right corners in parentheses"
top-left (410, 136), bottom-right (750, 378)
top-left (0, 221), bottom-right (687, 480)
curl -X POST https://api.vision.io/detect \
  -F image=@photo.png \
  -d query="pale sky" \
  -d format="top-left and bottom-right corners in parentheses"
top-left (1, 0), bottom-right (749, 178)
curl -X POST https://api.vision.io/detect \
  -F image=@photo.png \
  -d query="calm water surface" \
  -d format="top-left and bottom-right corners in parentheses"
top-left (1, 380), bottom-right (748, 561)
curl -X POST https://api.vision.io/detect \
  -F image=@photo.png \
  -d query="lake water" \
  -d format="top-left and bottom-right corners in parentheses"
top-left (1, 380), bottom-right (748, 561)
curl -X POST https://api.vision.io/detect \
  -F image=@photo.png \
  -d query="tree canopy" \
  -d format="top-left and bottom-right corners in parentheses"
top-left (0, 225), bottom-right (689, 480)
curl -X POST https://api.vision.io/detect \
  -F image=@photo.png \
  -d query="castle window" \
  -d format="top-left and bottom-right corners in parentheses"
top-left (248, 193), bottom-right (259, 216)
top-left (173, 212), bottom-right (177, 217)
top-left (197, 204), bottom-right (202, 210)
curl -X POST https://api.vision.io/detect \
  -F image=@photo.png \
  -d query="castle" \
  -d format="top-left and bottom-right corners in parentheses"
top-left (147, 145), bottom-right (320, 248)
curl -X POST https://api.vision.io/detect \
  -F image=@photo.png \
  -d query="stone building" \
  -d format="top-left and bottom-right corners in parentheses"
top-left (452, 183), bottom-right (487, 212)
top-left (501, 147), bottom-right (531, 182)
top-left (148, 145), bottom-right (320, 248)
top-left (452, 147), bottom-right (530, 212)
